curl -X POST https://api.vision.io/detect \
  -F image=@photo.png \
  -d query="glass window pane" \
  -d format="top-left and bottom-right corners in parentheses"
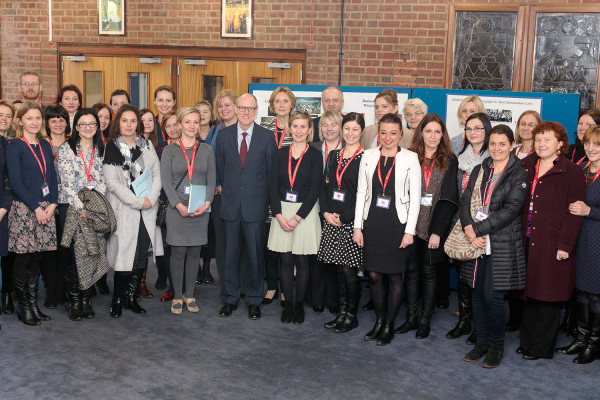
top-left (84, 71), bottom-right (103, 107)
top-left (203, 76), bottom-right (224, 105)
top-left (129, 73), bottom-right (148, 109)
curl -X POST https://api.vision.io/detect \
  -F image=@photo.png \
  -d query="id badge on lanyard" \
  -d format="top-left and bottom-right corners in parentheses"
top-left (285, 190), bottom-right (298, 203)
top-left (332, 189), bottom-right (345, 202)
top-left (376, 194), bottom-right (391, 209)
top-left (421, 194), bottom-right (433, 206)
top-left (41, 183), bottom-right (50, 197)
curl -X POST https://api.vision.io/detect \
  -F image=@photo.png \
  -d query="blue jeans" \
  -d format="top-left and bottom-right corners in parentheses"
top-left (472, 255), bottom-right (505, 347)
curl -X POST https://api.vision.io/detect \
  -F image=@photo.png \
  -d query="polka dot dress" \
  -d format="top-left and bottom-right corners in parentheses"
top-left (317, 222), bottom-right (362, 267)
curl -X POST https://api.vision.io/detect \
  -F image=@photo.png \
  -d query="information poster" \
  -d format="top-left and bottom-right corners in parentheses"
top-left (446, 94), bottom-right (543, 139)
top-left (250, 84), bottom-right (411, 128)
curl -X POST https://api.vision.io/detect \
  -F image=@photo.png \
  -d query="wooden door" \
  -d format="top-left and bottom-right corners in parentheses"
top-left (62, 56), bottom-right (172, 113)
top-left (176, 60), bottom-right (237, 108)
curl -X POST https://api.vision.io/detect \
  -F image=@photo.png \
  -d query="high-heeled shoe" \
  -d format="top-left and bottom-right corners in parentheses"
top-left (262, 288), bottom-right (279, 305)
top-left (160, 290), bottom-right (174, 302)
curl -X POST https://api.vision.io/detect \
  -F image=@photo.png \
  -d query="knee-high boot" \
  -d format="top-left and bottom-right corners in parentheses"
top-left (446, 280), bottom-right (472, 339)
top-left (155, 255), bottom-right (167, 289)
top-left (574, 311), bottom-right (600, 364)
top-left (124, 269), bottom-right (146, 314)
top-left (14, 276), bottom-right (39, 326)
top-left (96, 272), bottom-right (110, 295)
top-left (416, 263), bottom-right (436, 339)
top-left (324, 269), bottom-right (347, 329)
top-left (396, 264), bottom-right (419, 334)
top-left (67, 269), bottom-right (82, 321)
top-left (81, 287), bottom-right (95, 319)
top-left (138, 259), bottom-right (153, 298)
top-left (110, 271), bottom-right (126, 318)
top-left (27, 274), bottom-right (50, 322)
top-left (334, 276), bottom-right (359, 333)
top-left (556, 302), bottom-right (589, 355)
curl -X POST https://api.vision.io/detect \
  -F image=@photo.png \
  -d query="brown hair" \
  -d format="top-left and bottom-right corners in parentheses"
top-left (375, 89), bottom-right (398, 108)
top-left (532, 121), bottom-right (569, 155)
top-left (140, 108), bottom-right (158, 147)
top-left (153, 85), bottom-right (175, 100)
top-left (583, 125), bottom-right (600, 145)
top-left (16, 101), bottom-right (46, 139)
top-left (0, 100), bottom-right (16, 120)
top-left (410, 113), bottom-right (452, 171)
top-left (515, 110), bottom-right (542, 144)
top-left (55, 85), bottom-right (82, 109)
top-left (108, 104), bottom-right (143, 141)
top-left (161, 110), bottom-right (179, 139)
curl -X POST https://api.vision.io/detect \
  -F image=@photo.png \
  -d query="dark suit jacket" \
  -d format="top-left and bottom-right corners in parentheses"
top-left (216, 122), bottom-right (276, 223)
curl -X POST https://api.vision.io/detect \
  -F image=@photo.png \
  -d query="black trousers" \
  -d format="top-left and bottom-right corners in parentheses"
top-left (520, 297), bottom-right (562, 358)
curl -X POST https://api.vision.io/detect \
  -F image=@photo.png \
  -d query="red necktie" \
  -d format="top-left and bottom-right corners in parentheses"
top-left (240, 132), bottom-right (248, 167)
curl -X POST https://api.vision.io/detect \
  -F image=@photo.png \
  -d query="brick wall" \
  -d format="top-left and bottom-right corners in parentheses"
top-left (0, 0), bottom-right (595, 104)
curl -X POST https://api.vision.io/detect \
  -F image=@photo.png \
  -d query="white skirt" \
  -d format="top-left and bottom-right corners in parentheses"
top-left (267, 201), bottom-right (321, 255)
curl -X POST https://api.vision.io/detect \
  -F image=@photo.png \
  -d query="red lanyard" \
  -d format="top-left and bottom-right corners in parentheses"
top-left (423, 159), bottom-right (436, 192)
top-left (335, 146), bottom-right (362, 187)
top-left (483, 163), bottom-right (506, 206)
top-left (48, 138), bottom-right (58, 161)
top-left (179, 139), bottom-right (198, 183)
top-left (78, 146), bottom-right (95, 182)
top-left (376, 136), bottom-right (380, 147)
top-left (584, 161), bottom-right (600, 188)
top-left (22, 137), bottom-right (47, 181)
top-left (571, 150), bottom-right (586, 165)
top-left (275, 119), bottom-right (286, 149)
top-left (377, 151), bottom-right (396, 195)
top-left (325, 141), bottom-right (340, 166)
top-left (220, 121), bottom-right (225, 130)
top-left (288, 144), bottom-right (308, 190)
top-left (157, 115), bottom-right (167, 143)
top-left (462, 172), bottom-right (470, 190)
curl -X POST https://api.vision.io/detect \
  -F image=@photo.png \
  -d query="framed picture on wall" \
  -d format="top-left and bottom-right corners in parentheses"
top-left (221, 0), bottom-right (253, 39)
top-left (98, 0), bottom-right (125, 36)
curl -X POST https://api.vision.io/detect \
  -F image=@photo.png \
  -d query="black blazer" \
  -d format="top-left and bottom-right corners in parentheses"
top-left (215, 122), bottom-right (276, 223)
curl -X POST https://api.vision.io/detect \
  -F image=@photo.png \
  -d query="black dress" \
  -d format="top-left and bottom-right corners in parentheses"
top-left (362, 156), bottom-right (408, 274)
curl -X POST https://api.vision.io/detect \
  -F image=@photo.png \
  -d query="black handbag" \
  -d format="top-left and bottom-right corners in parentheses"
top-left (156, 175), bottom-right (186, 228)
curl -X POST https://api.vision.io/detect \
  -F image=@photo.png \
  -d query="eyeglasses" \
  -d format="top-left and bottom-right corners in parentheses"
top-left (519, 122), bottom-right (537, 129)
top-left (465, 127), bottom-right (484, 133)
top-left (20, 83), bottom-right (40, 88)
top-left (578, 122), bottom-right (597, 128)
top-left (405, 112), bottom-right (423, 118)
top-left (77, 122), bottom-right (98, 129)
top-left (237, 106), bottom-right (256, 113)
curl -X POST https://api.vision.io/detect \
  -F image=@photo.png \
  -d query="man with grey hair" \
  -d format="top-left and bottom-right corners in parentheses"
top-left (313, 86), bottom-right (344, 142)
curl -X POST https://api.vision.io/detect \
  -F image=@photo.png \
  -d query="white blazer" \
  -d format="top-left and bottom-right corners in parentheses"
top-left (354, 147), bottom-right (421, 235)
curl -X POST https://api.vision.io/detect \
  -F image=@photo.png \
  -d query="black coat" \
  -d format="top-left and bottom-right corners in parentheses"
top-left (424, 156), bottom-right (459, 264)
top-left (459, 154), bottom-right (528, 291)
top-left (0, 137), bottom-right (12, 256)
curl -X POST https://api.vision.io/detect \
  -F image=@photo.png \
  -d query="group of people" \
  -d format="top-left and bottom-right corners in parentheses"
top-left (0, 71), bottom-right (599, 370)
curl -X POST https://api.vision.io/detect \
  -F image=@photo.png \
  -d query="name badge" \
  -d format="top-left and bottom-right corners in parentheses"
top-left (333, 189), bottom-right (345, 202)
top-left (41, 183), bottom-right (50, 197)
top-left (86, 185), bottom-right (95, 191)
top-left (474, 210), bottom-right (489, 222)
top-left (421, 194), bottom-right (433, 207)
top-left (184, 185), bottom-right (191, 195)
top-left (285, 190), bottom-right (298, 203)
top-left (57, 184), bottom-right (62, 192)
top-left (529, 201), bottom-right (533, 212)
top-left (376, 194), bottom-right (391, 209)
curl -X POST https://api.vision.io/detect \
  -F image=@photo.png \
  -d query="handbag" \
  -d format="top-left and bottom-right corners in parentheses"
top-left (444, 167), bottom-right (486, 261)
top-left (156, 174), bottom-right (186, 228)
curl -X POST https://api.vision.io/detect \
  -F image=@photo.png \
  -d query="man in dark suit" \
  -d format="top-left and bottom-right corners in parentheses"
top-left (215, 93), bottom-right (276, 320)
top-left (312, 86), bottom-right (345, 142)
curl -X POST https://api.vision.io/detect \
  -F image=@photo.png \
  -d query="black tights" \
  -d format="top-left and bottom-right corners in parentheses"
top-left (369, 271), bottom-right (403, 322)
top-left (13, 252), bottom-right (43, 282)
top-left (280, 252), bottom-right (310, 303)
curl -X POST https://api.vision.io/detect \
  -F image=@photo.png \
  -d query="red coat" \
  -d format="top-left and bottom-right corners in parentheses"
top-left (521, 154), bottom-right (586, 302)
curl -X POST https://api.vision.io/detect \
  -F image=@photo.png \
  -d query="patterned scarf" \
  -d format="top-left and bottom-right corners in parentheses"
top-left (457, 144), bottom-right (489, 176)
top-left (103, 136), bottom-right (147, 187)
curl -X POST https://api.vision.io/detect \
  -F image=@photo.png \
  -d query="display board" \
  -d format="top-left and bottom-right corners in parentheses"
top-left (412, 88), bottom-right (580, 140)
top-left (249, 84), bottom-right (411, 128)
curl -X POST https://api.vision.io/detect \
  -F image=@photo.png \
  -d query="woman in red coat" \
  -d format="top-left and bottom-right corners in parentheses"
top-left (519, 121), bottom-right (586, 360)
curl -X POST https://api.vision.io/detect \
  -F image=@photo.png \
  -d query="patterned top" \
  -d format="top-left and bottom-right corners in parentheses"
top-left (415, 158), bottom-right (444, 241)
top-left (58, 142), bottom-right (107, 211)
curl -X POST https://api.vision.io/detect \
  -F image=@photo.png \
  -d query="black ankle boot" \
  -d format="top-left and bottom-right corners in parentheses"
top-left (416, 320), bottom-right (431, 339)
top-left (574, 311), bottom-right (600, 364)
top-left (81, 288), bottom-right (95, 319)
top-left (27, 276), bottom-right (50, 322)
top-left (556, 302), bottom-right (589, 355)
top-left (124, 269), bottom-right (146, 314)
top-left (281, 301), bottom-right (293, 324)
top-left (293, 302), bottom-right (305, 324)
top-left (396, 315), bottom-right (418, 334)
top-left (364, 317), bottom-right (385, 341)
top-left (376, 321), bottom-right (394, 346)
top-left (324, 305), bottom-right (346, 329)
top-left (14, 276), bottom-right (40, 326)
top-left (2, 291), bottom-right (14, 314)
top-left (67, 270), bottom-right (82, 321)
top-left (334, 312), bottom-right (358, 333)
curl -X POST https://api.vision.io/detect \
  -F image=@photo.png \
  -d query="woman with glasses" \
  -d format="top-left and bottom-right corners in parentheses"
top-left (567, 108), bottom-right (600, 166)
top-left (57, 109), bottom-right (106, 320)
top-left (450, 96), bottom-right (486, 156)
top-left (403, 98), bottom-right (427, 141)
top-left (446, 112), bottom-right (491, 344)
